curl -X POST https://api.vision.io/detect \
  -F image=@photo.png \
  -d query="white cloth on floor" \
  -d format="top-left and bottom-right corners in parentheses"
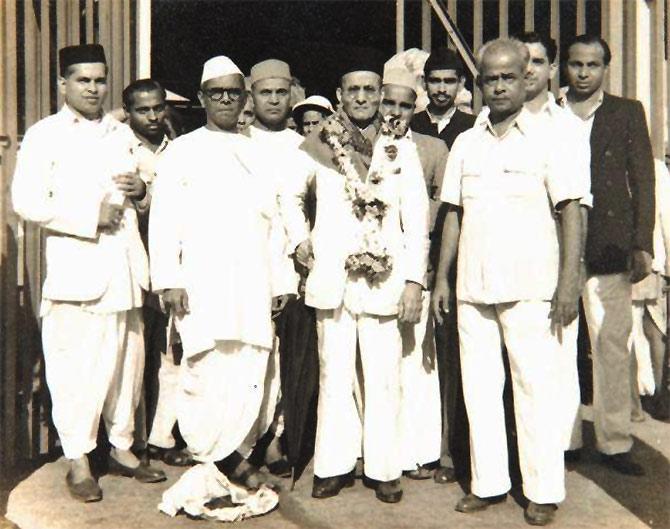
top-left (159, 463), bottom-right (278, 522)
top-left (399, 292), bottom-right (442, 469)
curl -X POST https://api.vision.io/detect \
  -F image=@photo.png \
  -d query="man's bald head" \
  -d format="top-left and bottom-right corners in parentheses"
top-left (476, 38), bottom-right (529, 76)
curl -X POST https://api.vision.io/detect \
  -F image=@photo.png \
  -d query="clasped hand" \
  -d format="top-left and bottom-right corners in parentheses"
top-left (113, 172), bottom-right (146, 199)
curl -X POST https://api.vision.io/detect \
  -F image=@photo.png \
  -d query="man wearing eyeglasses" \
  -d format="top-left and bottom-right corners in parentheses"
top-left (148, 55), bottom-right (292, 489)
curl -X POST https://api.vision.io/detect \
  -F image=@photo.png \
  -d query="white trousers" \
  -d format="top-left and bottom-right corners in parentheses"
top-left (147, 347), bottom-right (179, 448)
top-left (314, 306), bottom-right (402, 482)
top-left (177, 341), bottom-right (270, 463)
top-left (42, 305), bottom-right (144, 459)
top-left (582, 273), bottom-right (633, 455)
top-left (559, 317), bottom-right (583, 450)
top-left (399, 293), bottom-right (442, 470)
top-left (629, 302), bottom-right (656, 396)
top-left (458, 300), bottom-right (565, 504)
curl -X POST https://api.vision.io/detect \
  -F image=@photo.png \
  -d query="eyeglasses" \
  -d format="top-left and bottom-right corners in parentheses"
top-left (204, 87), bottom-right (243, 102)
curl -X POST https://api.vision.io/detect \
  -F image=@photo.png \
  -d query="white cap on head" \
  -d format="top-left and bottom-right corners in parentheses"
top-left (292, 95), bottom-right (334, 114)
top-left (201, 55), bottom-right (243, 85)
top-left (382, 68), bottom-right (418, 94)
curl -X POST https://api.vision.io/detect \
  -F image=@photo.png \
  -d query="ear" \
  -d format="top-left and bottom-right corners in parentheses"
top-left (475, 75), bottom-right (482, 89)
top-left (197, 90), bottom-right (206, 108)
top-left (336, 87), bottom-right (343, 105)
top-left (549, 62), bottom-right (558, 81)
top-left (459, 76), bottom-right (466, 89)
top-left (57, 75), bottom-right (67, 97)
top-left (122, 106), bottom-right (130, 121)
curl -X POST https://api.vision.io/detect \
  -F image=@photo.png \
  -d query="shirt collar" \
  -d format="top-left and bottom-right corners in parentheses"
top-left (559, 89), bottom-right (604, 120)
top-left (132, 131), bottom-right (170, 154)
top-left (426, 105), bottom-right (457, 125)
top-left (59, 103), bottom-right (103, 124)
top-left (477, 106), bottom-right (531, 138)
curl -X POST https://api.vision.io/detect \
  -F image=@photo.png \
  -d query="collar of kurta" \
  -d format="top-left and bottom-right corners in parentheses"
top-left (300, 109), bottom-right (383, 174)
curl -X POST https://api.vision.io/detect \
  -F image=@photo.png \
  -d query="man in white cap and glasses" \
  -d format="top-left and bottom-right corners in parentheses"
top-left (379, 68), bottom-right (455, 484)
top-left (292, 95), bottom-right (334, 136)
top-left (12, 44), bottom-right (165, 503)
top-left (281, 51), bottom-right (430, 504)
top-left (149, 55), bottom-right (292, 489)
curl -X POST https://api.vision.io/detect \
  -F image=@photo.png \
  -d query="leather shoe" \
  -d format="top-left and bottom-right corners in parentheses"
top-left (66, 470), bottom-right (102, 503)
top-left (455, 493), bottom-right (506, 513)
top-left (375, 479), bottom-right (403, 503)
top-left (433, 465), bottom-right (457, 484)
top-left (524, 502), bottom-right (557, 526)
top-left (108, 456), bottom-right (167, 483)
top-left (564, 449), bottom-right (581, 464)
top-left (600, 452), bottom-right (645, 476)
top-left (312, 471), bottom-right (355, 499)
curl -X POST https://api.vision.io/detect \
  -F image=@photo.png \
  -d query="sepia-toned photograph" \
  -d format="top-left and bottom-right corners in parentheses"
top-left (0, 1), bottom-right (668, 528)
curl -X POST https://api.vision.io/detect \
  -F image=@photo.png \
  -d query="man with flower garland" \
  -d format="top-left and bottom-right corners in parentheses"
top-left (281, 52), bottom-right (430, 504)
top-left (378, 67), bottom-right (455, 484)
top-left (432, 39), bottom-right (586, 526)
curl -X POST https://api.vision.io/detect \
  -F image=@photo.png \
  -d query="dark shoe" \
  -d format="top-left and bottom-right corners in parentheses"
top-left (375, 479), bottom-right (403, 503)
top-left (564, 449), bottom-right (581, 463)
top-left (147, 444), bottom-right (194, 467)
top-left (108, 456), bottom-right (167, 483)
top-left (455, 493), bottom-right (506, 513)
top-left (433, 465), bottom-right (457, 484)
top-left (228, 459), bottom-right (280, 491)
top-left (266, 457), bottom-right (292, 478)
top-left (405, 464), bottom-right (433, 480)
top-left (524, 502), bottom-right (557, 526)
top-left (66, 470), bottom-right (102, 503)
top-left (311, 471), bottom-right (355, 499)
top-left (600, 452), bottom-right (645, 476)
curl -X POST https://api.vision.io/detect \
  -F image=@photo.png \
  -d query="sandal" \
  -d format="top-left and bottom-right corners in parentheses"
top-left (229, 459), bottom-right (279, 491)
top-left (404, 465), bottom-right (434, 480)
top-left (147, 445), bottom-right (194, 467)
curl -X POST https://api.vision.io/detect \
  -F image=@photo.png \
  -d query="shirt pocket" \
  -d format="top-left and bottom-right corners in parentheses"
top-left (461, 160), bottom-right (483, 200)
top-left (500, 164), bottom-right (545, 199)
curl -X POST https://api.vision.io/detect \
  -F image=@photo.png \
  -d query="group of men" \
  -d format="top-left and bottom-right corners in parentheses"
top-left (11, 25), bottom-right (663, 527)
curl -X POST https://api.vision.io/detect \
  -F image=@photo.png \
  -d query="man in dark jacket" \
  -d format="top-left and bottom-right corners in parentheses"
top-left (410, 48), bottom-right (476, 150)
top-left (561, 34), bottom-right (655, 477)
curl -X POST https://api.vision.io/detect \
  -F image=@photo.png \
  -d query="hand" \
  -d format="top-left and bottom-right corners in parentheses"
top-left (98, 201), bottom-right (124, 232)
top-left (431, 279), bottom-right (451, 325)
top-left (114, 172), bottom-right (146, 199)
top-left (549, 278), bottom-right (579, 335)
top-left (398, 282), bottom-right (423, 324)
top-left (163, 288), bottom-right (190, 318)
top-left (272, 294), bottom-right (291, 313)
top-left (294, 239), bottom-right (314, 270)
top-left (630, 249), bottom-right (652, 283)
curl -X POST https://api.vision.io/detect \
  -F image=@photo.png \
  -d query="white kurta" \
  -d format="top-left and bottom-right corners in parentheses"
top-left (150, 127), bottom-right (291, 356)
top-left (149, 127), bottom-right (291, 462)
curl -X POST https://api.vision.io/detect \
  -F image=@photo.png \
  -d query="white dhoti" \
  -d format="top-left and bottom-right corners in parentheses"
top-left (177, 341), bottom-right (271, 463)
top-left (399, 293), bottom-right (442, 470)
top-left (458, 300), bottom-right (565, 504)
top-left (314, 305), bottom-right (402, 482)
top-left (558, 317), bottom-right (582, 450)
top-left (582, 273), bottom-right (634, 455)
top-left (41, 304), bottom-right (144, 459)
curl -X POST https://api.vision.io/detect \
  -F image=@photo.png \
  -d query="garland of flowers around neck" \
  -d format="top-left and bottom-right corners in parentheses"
top-left (319, 115), bottom-right (409, 283)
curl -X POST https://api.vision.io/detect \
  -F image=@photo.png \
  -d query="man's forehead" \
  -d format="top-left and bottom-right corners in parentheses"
top-left (342, 71), bottom-right (381, 86)
top-left (525, 42), bottom-right (549, 61)
top-left (567, 42), bottom-right (605, 62)
top-left (481, 51), bottom-right (525, 74)
top-left (68, 62), bottom-right (107, 76)
top-left (132, 89), bottom-right (165, 105)
top-left (427, 69), bottom-right (460, 79)
top-left (382, 84), bottom-right (415, 102)
top-left (253, 77), bottom-right (290, 91)
top-left (202, 74), bottom-right (244, 90)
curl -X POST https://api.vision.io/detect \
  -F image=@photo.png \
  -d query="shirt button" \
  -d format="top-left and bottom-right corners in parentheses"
top-left (605, 150), bottom-right (612, 157)
top-left (48, 191), bottom-right (53, 198)
top-left (607, 210), bottom-right (615, 217)
top-left (606, 180), bottom-right (613, 187)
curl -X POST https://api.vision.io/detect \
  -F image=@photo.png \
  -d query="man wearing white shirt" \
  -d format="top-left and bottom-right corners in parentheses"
top-left (432, 39), bottom-right (585, 526)
top-left (11, 45), bottom-right (165, 503)
top-left (517, 31), bottom-right (592, 456)
top-left (149, 55), bottom-right (291, 489)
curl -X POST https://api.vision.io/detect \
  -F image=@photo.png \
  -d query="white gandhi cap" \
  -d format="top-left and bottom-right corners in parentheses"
top-left (201, 55), bottom-right (243, 85)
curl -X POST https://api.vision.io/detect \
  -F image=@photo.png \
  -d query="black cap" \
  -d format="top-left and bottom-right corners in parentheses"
top-left (59, 44), bottom-right (106, 75)
top-left (423, 48), bottom-right (464, 77)
top-left (340, 47), bottom-right (386, 77)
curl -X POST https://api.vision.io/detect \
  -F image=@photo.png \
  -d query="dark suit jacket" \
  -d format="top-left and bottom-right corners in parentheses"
top-left (586, 92), bottom-right (655, 274)
top-left (410, 109), bottom-right (476, 150)
top-left (411, 131), bottom-right (449, 233)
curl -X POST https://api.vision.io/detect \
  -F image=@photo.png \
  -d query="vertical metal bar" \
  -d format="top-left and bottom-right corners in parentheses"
top-left (396, 0), bottom-right (405, 54)
top-left (98, 0), bottom-right (112, 111)
top-left (68, 0), bottom-right (80, 45)
top-left (473, 0), bottom-right (483, 111)
top-left (525, 0), bottom-right (534, 31)
top-left (85, 0), bottom-right (94, 43)
top-left (549, 0), bottom-right (560, 95)
top-left (602, 0), bottom-right (623, 96)
top-left (111, 0), bottom-right (124, 109)
top-left (40, 0), bottom-right (51, 118)
top-left (56, 0), bottom-right (67, 109)
top-left (447, 0), bottom-right (457, 50)
top-left (137, 0), bottom-right (151, 78)
top-left (0, 0), bottom-right (20, 471)
top-left (649, 0), bottom-right (665, 187)
top-left (624, 0), bottom-right (637, 99)
top-left (421, 0), bottom-right (432, 52)
top-left (499, 0), bottom-right (509, 39)
top-left (576, 0), bottom-right (586, 35)
top-left (123, 0), bottom-right (131, 86)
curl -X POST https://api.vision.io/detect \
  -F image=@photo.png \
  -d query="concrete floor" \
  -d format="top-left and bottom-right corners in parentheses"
top-left (4, 410), bottom-right (670, 529)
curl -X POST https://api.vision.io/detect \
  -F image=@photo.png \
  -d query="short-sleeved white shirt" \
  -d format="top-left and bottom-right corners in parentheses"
top-left (441, 107), bottom-right (587, 305)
